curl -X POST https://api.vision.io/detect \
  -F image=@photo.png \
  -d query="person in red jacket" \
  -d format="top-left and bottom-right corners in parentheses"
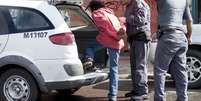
top-left (84, 0), bottom-right (125, 101)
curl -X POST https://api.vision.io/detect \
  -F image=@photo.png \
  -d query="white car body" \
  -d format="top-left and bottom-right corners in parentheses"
top-left (191, 24), bottom-right (201, 44)
top-left (0, 0), bottom-right (107, 101)
top-left (0, 0), bottom-right (79, 82)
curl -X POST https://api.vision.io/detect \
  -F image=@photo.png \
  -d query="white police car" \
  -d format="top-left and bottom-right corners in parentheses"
top-left (0, 0), bottom-right (108, 101)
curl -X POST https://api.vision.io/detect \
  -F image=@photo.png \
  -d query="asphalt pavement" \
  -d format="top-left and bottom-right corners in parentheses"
top-left (109, 53), bottom-right (155, 79)
top-left (40, 54), bottom-right (201, 101)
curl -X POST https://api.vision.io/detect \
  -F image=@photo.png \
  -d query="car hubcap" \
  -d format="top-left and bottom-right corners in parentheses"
top-left (3, 75), bottom-right (30, 101)
top-left (187, 57), bottom-right (201, 83)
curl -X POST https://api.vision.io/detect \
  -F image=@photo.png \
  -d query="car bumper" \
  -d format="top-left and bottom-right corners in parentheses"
top-left (46, 72), bottom-right (108, 90)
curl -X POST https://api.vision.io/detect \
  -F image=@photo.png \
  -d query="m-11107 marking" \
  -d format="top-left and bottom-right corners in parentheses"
top-left (24, 32), bottom-right (48, 38)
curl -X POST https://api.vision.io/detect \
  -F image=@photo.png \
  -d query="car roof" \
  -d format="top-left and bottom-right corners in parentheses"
top-left (0, 0), bottom-right (49, 8)
top-left (0, 0), bottom-right (83, 13)
top-left (54, 1), bottom-right (81, 7)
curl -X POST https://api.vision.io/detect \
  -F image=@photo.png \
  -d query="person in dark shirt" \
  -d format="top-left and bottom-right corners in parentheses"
top-left (125, 0), bottom-right (151, 100)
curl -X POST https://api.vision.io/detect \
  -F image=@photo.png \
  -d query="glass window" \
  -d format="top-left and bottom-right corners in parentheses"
top-left (57, 5), bottom-right (96, 29)
top-left (0, 9), bottom-right (9, 34)
top-left (199, 0), bottom-right (201, 23)
top-left (9, 8), bottom-right (53, 32)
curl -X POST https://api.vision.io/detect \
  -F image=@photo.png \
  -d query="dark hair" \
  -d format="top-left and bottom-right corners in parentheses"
top-left (89, 0), bottom-right (105, 12)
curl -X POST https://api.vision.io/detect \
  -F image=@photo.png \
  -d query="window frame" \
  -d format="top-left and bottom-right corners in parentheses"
top-left (56, 4), bottom-right (97, 31)
top-left (0, 7), bottom-right (13, 35)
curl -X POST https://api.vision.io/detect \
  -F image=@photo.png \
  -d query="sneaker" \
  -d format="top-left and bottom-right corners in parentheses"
top-left (125, 91), bottom-right (135, 97)
top-left (131, 94), bottom-right (149, 100)
top-left (83, 57), bottom-right (93, 69)
top-left (94, 67), bottom-right (103, 72)
top-left (108, 99), bottom-right (117, 101)
top-left (108, 97), bottom-right (117, 101)
top-left (125, 90), bottom-right (151, 98)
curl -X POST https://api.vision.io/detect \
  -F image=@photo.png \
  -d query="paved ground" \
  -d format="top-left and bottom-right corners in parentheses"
top-left (41, 55), bottom-right (201, 101)
top-left (114, 55), bottom-right (154, 79)
top-left (41, 79), bottom-right (201, 101)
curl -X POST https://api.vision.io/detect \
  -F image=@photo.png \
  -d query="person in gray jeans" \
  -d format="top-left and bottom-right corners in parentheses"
top-left (154, 0), bottom-right (193, 101)
top-left (125, 0), bottom-right (151, 100)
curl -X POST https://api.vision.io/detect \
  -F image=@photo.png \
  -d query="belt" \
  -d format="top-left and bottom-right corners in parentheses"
top-left (160, 29), bottom-right (184, 34)
top-left (158, 25), bottom-right (185, 34)
top-left (157, 29), bottom-right (185, 39)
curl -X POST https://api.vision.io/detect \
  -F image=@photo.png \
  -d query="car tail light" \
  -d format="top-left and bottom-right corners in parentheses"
top-left (49, 32), bottom-right (74, 45)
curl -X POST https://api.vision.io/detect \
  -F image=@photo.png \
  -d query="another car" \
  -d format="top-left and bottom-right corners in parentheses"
top-left (0, 0), bottom-right (107, 101)
top-left (186, 24), bottom-right (201, 88)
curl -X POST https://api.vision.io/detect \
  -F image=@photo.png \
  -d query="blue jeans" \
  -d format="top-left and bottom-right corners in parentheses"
top-left (108, 48), bottom-right (120, 98)
top-left (85, 40), bottom-right (120, 97)
top-left (85, 40), bottom-right (104, 59)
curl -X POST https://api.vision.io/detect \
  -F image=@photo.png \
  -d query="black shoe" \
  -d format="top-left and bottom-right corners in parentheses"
top-left (130, 94), bottom-right (149, 100)
top-left (125, 91), bottom-right (135, 97)
top-left (108, 99), bottom-right (117, 101)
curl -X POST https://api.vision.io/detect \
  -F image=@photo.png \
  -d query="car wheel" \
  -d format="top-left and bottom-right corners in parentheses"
top-left (0, 68), bottom-right (39, 101)
top-left (187, 49), bottom-right (201, 88)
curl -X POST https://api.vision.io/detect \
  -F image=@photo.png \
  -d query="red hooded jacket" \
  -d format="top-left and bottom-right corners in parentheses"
top-left (92, 7), bottom-right (124, 49)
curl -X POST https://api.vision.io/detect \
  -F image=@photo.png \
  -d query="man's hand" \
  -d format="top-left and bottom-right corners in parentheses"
top-left (117, 28), bottom-right (126, 40)
top-left (151, 32), bottom-right (157, 42)
top-left (186, 33), bottom-right (192, 44)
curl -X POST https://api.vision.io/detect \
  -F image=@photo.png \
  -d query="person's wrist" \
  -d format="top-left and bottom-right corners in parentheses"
top-left (186, 33), bottom-right (192, 44)
top-left (186, 32), bottom-right (192, 38)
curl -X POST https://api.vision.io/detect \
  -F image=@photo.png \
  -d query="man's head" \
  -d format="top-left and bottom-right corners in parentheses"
top-left (89, 0), bottom-right (105, 12)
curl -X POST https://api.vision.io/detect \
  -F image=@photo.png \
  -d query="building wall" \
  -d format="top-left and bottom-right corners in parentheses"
top-left (145, 0), bottom-right (158, 34)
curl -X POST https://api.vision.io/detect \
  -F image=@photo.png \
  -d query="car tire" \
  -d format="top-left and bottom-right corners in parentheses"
top-left (187, 49), bottom-right (201, 88)
top-left (0, 68), bottom-right (39, 101)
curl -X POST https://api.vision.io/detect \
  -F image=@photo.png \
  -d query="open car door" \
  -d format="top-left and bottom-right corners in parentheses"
top-left (56, 3), bottom-right (108, 68)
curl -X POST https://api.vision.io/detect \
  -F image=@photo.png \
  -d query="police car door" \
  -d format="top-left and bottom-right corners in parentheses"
top-left (0, 8), bottom-right (9, 53)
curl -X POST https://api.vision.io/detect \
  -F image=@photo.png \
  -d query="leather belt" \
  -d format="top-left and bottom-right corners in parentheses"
top-left (161, 29), bottom-right (184, 34)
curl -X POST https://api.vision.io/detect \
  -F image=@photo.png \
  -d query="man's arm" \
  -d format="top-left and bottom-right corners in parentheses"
top-left (186, 20), bottom-right (193, 44)
top-left (183, 1), bottom-right (193, 44)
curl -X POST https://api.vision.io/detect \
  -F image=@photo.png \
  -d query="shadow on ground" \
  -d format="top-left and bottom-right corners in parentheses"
top-left (93, 79), bottom-right (176, 92)
top-left (40, 79), bottom-right (201, 101)
top-left (40, 94), bottom-right (127, 101)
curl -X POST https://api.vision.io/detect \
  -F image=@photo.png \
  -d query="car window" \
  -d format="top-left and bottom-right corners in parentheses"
top-left (8, 7), bottom-right (54, 32)
top-left (0, 9), bottom-right (9, 34)
top-left (57, 5), bottom-right (96, 30)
